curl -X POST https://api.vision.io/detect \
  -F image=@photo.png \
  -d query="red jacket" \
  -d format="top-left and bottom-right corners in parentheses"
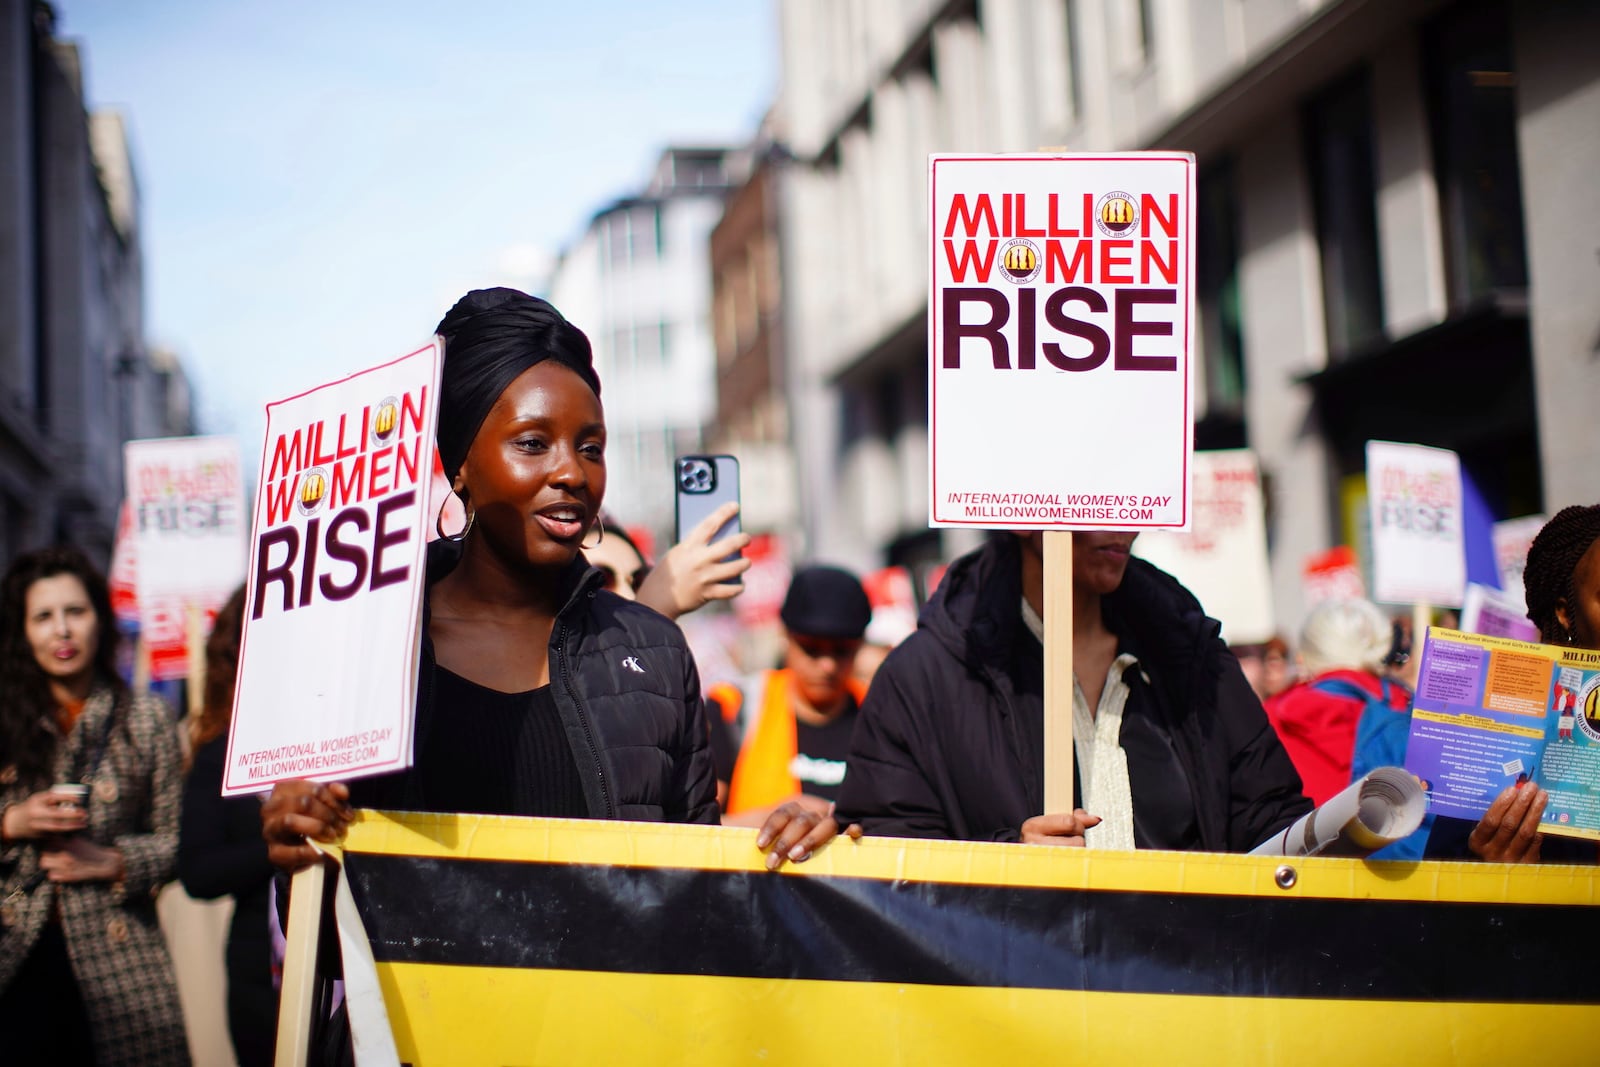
top-left (1263, 670), bottom-right (1408, 807)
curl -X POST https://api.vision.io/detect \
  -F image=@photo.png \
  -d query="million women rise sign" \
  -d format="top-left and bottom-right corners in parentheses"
top-left (929, 153), bottom-right (1195, 530)
top-left (223, 341), bottom-right (442, 795)
top-left (122, 434), bottom-right (248, 680)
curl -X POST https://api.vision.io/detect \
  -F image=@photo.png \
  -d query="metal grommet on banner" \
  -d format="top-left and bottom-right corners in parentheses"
top-left (1274, 865), bottom-right (1298, 890)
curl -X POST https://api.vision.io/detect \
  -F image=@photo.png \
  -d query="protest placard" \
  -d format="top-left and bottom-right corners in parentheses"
top-left (1301, 545), bottom-right (1365, 608)
top-left (928, 153), bottom-right (1194, 531)
top-left (109, 501), bottom-right (139, 626)
top-left (123, 435), bottom-right (248, 681)
top-left (1491, 514), bottom-right (1545, 608)
top-left (222, 342), bottom-right (442, 796)
top-left (862, 565), bottom-right (918, 647)
top-left (1135, 449), bottom-right (1273, 643)
top-left (1365, 441), bottom-right (1465, 607)
top-left (731, 533), bottom-right (790, 627)
top-left (1460, 582), bottom-right (1539, 642)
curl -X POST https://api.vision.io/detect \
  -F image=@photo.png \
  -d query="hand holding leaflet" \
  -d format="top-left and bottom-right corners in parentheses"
top-left (1250, 767), bottom-right (1427, 858)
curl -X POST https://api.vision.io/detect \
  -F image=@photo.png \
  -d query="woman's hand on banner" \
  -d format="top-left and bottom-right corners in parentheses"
top-left (1020, 810), bottom-right (1101, 847)
top-left (1468, 783), bottom-right (1546, 864)
top-left (755, 798), bottom-right (862, 870)
top-left (262, 779), bottom-right (355, 871)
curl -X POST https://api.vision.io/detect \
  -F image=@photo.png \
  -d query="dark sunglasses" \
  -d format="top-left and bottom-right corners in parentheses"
top-left (793, 636), bottom-right (864, 661)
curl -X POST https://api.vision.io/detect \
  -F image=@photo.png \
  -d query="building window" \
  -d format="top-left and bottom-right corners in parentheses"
top-left (632, 206), bottom-right (660, 262)
top-left (1424, 0), bottom-right (1527, 307)
top-left (1304, 68), bottom-right (1386, 358)
top-left (610, 326), bottom-right (633, 369)
top-left (1197, 160), bottom-right (1246, 414)
top-left (602, 205), bottom-right (663, 269)
top-left (714, 275), bottom-right (737, 365)
top-left (633, 323), bottom-right (659, 365)
top-left (1112, 0), bottom-right (1153, 73)
top-left (1065, 0), bottom-right (1082, 124)
top-left (605, 215), bottom-right (630, 271)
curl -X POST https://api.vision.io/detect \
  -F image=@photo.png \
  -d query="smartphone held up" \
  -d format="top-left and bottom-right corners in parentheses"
top-left (675, 455), bottom-right (743, 582)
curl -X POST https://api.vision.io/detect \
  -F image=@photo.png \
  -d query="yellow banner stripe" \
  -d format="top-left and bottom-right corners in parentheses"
top-left (375, 963), bottom-right (1600, 1067)
top-left (343, 810), bottom-right (1600, 906)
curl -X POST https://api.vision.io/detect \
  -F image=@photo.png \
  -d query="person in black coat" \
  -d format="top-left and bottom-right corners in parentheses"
top-left (179, 586), bottom-right (276, 1067)
top-left (262, 289), bottom-right (837, 869)
top-left (834, 532), bottom-right (1312, 851)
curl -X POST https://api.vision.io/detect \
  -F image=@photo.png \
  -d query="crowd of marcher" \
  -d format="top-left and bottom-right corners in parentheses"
top-left (2, 286), bottom-right (1596, 1064)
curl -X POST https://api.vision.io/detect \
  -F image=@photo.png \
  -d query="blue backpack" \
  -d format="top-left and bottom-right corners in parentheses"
top-left (1310, 677), bottom-right (1434, 861)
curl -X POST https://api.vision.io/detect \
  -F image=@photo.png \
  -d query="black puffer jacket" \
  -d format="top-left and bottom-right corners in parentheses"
top-left (350, 539), bottom-right (719, 824)
top-left (835, 536), bottom-right (1311, 851)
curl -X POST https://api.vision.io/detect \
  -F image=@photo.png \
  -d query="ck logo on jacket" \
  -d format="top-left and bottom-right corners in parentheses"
top-left (621, 656), bottom-right (646, 674)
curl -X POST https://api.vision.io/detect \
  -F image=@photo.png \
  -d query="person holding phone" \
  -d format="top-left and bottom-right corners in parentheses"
top-left (585, 505), bottom-right (750, 621)
top-left (716, 566), bottom-right (873, 839)
top-left (0, 546), bottom-right (189, 1066)
top-left (260, 289), bottom-right (839, 873)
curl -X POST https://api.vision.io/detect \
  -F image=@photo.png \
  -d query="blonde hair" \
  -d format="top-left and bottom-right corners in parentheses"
top-left (1299, 598), bottom-right (1391, 677)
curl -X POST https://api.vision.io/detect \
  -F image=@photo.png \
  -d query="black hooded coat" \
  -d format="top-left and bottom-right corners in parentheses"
top-left (834, 537), bottom-right (1311, 851)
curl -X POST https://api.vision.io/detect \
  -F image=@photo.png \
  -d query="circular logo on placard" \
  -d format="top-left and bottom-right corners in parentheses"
top-left (371, 396), bottom-right (399, 447)
top-left (1095, 191), bottom-right (1138, 237)
top-left (297, 467), bottom-right (329, 516)
top-left (1577, 675), bottom-right (1600, 742)
top-left (997, 239), bottom-right (1041, 285)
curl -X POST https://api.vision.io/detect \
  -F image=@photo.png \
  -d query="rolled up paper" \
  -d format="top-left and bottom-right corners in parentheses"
top-left (1249, 767), bottom-right (1427, 858)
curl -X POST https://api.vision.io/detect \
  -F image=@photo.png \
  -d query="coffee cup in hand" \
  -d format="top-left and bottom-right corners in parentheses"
top-left (50, 783), bottom-right (89, 812)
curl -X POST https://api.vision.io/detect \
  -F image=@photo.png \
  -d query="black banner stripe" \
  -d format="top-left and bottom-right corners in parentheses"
top-left (345, 853), bottom-right (1600, 1003)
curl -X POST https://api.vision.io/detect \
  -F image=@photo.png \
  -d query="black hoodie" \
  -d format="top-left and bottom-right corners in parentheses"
top-left (834, 536), bottom-right (1310, 851)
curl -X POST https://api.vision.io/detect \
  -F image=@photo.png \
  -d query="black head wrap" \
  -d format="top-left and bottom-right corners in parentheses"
top-left (1524, 503), bottom-right (1600, 643)
top-left (434, 287), bottom-right (600, 483)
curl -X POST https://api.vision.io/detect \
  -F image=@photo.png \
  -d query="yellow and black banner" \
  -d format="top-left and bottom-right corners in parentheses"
top-left (339, 810), bottom-right (1600, 1065)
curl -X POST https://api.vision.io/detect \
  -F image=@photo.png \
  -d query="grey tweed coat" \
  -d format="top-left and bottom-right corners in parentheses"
top-left (0, 687), bottom-right (190, 1066)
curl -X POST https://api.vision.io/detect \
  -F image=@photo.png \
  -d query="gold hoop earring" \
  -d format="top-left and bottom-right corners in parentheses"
top-left (436, 490), bottom-right (474, 543)
top-left (583, 522), bottom-right (605, 550)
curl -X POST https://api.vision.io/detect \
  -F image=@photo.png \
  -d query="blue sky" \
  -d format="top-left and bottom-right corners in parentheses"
top-left (55, 1), bottom-right (776, 445)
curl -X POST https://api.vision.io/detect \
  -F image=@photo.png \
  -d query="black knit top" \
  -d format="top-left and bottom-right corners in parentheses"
top-left (417, 666), bottom-right (588, 818)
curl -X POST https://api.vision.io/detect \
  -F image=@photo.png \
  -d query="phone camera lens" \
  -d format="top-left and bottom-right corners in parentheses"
top-left (679, 460), bottom-right (714, 493)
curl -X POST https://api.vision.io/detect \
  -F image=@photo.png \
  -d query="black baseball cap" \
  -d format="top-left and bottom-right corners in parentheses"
top-left (780, 565), bottom-right (871, 640)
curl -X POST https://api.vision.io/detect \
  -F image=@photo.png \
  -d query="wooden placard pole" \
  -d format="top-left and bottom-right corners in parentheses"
top-left (276, 861), bottom-right (330, 1067)
top-left (132, 633), bottom-right (150, 694)
top-left (1043, 531), bottom-right (1075, 814)
top-left (185, 601), bottom-right (207, 720)
top-left (1035, 144), bottom-right (1076, 817)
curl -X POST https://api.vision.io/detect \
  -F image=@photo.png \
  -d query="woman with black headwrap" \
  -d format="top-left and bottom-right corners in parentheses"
top-left (1426, 503), bottom-right (1600, 863)
top-left (260, 289), bottom-right (840, 867)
